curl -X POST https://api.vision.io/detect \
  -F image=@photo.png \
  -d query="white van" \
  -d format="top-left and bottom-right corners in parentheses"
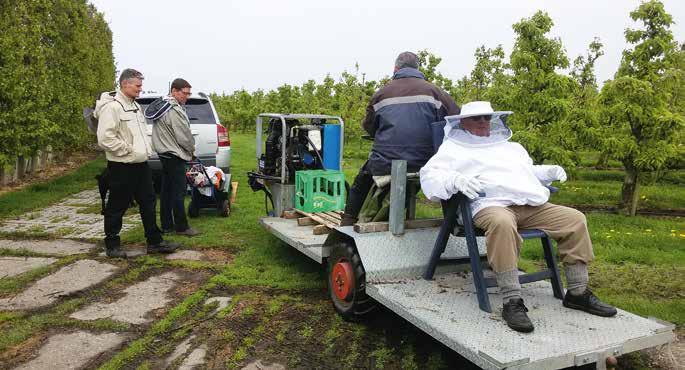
top-left (136, 92), bottom-right (230, 191)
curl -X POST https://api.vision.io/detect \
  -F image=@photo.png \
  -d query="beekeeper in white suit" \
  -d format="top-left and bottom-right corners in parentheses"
top-left (420, 101), bottom-right (616, 333)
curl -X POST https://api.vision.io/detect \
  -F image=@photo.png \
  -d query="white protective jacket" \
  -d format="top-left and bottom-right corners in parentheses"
top-left (420, 113), bottom-right (559, 216)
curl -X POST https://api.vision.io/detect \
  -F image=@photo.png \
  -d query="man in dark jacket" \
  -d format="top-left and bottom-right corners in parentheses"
top-left (341, 52), bottom-right (460, 225)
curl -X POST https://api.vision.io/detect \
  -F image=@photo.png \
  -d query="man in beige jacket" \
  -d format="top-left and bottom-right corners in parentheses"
top-left (96, 68), bottom-right (179, 258)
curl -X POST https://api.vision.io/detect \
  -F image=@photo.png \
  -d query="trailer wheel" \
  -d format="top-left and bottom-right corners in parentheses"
top-left (327, 242), bottom-right (376, 321)
top-left (219, 200), bottom-right (230, 217)
top-left (188, 201), bottom-right (199, 218)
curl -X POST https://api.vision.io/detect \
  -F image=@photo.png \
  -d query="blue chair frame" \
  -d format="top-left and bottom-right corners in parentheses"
top-left (422, 121), bottom-right (564, 313)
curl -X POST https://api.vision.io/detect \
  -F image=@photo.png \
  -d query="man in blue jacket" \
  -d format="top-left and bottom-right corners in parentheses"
top-left (341, 52), bottom-right (460, 225)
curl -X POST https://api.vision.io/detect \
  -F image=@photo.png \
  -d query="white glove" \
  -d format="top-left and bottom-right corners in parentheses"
top-left (451, 173), bottom-right (484, 200)
top-left (548, 165), bottom-right (567, 183)
top-left (533, 165), bottom-right (567, 184)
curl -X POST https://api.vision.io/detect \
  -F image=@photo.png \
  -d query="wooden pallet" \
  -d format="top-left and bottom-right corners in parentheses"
top-left (282, 209), bottom-right (343, 235)
top-left (282, 209), bottom-right (444, 235)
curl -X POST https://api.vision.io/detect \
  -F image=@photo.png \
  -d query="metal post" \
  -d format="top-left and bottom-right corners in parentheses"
top-left (256, 116), bottom-right (263, 159)
top-left (389, 160), bottom-right (407, 236)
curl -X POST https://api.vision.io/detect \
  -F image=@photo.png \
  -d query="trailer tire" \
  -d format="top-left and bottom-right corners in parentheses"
top-left (327, 242), bottom-right (376, 321)
top-left (219, 199), bottom-right (230, 217)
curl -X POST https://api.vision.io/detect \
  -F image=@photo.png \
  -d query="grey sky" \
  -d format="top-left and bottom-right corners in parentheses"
top-left (89, 0), bottom-right (684, 96)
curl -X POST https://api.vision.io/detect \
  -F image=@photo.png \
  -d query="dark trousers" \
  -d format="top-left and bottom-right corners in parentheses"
top-left (343, 161), bottom-right (374, 218)
top-left (104, 161), bottom-right (162, 248)
top-left (160, 155), bottom-right (189, 232)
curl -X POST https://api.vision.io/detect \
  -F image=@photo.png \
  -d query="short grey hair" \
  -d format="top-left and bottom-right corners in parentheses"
top-left (395, 51), bottom-right (419, 69)
top-left (119, 68), bottom-right (144, 85)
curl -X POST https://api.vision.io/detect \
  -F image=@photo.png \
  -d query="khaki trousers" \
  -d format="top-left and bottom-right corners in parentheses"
top-left (473, 203), bottom-right (594, 273)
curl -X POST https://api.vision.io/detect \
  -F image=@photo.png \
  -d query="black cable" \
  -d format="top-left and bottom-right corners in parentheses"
top-left (263, 187), bottom-right (274, 216)
top-left (303, 131), bottom-right (325, 169)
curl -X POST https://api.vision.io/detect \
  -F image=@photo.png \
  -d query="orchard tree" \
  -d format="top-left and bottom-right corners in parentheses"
top-left (570, 38), bottom-right (604, 91)
top-left (454, 45), bottom-right (512, 109)
top-left (417, 50), bottom-right (445, 85)
top-left (599, 0), bottom-right (684, 216)
top-left (508, 11), bottom-right (575, 166)
top-left (567, 39), bottom-right (605, 166)
top-left (469, 45), bottom-right (508, 101)
top-left (0, 0), bottom-right (114, 169)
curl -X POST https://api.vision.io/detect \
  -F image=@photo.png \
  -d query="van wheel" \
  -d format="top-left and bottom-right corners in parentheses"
top-left (327, 242), bottom-right (376, 321)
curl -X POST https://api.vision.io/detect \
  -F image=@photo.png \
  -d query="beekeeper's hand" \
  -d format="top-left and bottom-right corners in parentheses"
top-left (547, 165), bottom-right (567, 183)
top-left (533, 165), bottom-right (567, 184)
top-left (451, 173), bottom-right (484, 199)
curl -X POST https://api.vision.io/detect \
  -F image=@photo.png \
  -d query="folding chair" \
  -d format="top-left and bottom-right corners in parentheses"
top-left (422, 121), bottom-right (564, 313)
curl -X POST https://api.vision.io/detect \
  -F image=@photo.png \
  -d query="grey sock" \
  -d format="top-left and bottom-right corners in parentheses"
top-left (564, 262), bottom-right (589, 295)
top-left (496, 269), bottom-right (521, 303)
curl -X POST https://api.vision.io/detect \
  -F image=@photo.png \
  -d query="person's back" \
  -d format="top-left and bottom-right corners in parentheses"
top-left (340, 51), bottom-right (459, 225)
top-left (364, 65), bottom-right (459, 175)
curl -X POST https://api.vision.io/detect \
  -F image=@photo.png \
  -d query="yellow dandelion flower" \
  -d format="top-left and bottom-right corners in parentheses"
top-left (645, 229), bottom-right (652, 232)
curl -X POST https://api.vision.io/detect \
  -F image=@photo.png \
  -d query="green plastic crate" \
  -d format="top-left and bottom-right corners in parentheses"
top-left (295, 170), bottom-right (346, 213)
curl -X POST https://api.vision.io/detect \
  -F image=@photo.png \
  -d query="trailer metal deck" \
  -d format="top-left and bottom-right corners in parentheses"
top-left (367, 276), bottom-right (673, 369)
top-left (259, 216), bottom-right (675, 369)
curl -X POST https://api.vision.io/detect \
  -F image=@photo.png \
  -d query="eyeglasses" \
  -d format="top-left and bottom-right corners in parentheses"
top-left (466, 115), bottom-right (492, 122)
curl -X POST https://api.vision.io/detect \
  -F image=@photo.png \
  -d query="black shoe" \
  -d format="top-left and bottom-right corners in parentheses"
top-left (147, 241), bottom-right (180, 254)
top-left (176, 227), bottom-right (201, 237)
top-left (161, 228), bottom-right (174, 234)
top-left (502, 298), bottom-right (534, 333)
top-left (105, 247), bottom-right (128, 259)
top-left (563, 289), bottom-right (617, 317)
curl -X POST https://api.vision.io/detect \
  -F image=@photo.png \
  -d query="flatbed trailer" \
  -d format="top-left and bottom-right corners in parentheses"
top-left (252, 113), bottom-right (674, 369)
top-left (261, 216), bottom-right (675, 370)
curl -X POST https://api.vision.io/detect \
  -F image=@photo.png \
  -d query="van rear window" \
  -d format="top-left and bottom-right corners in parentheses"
top-left (136, 98), bottom-right (216, 124)
top-left (185, 100), bottom-right (217, 124)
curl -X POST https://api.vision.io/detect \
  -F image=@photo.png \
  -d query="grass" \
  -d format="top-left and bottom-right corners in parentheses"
top-left (90, 133), bottom-right (685, 326)
top-left (0, 132), bottom-right (682, 368)
top-left (553, 180), bottom-right (684, 211)
top-left (99, 290), bottom-right (209, 370)
top-left (0, 156), bottom-right (106, 220)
